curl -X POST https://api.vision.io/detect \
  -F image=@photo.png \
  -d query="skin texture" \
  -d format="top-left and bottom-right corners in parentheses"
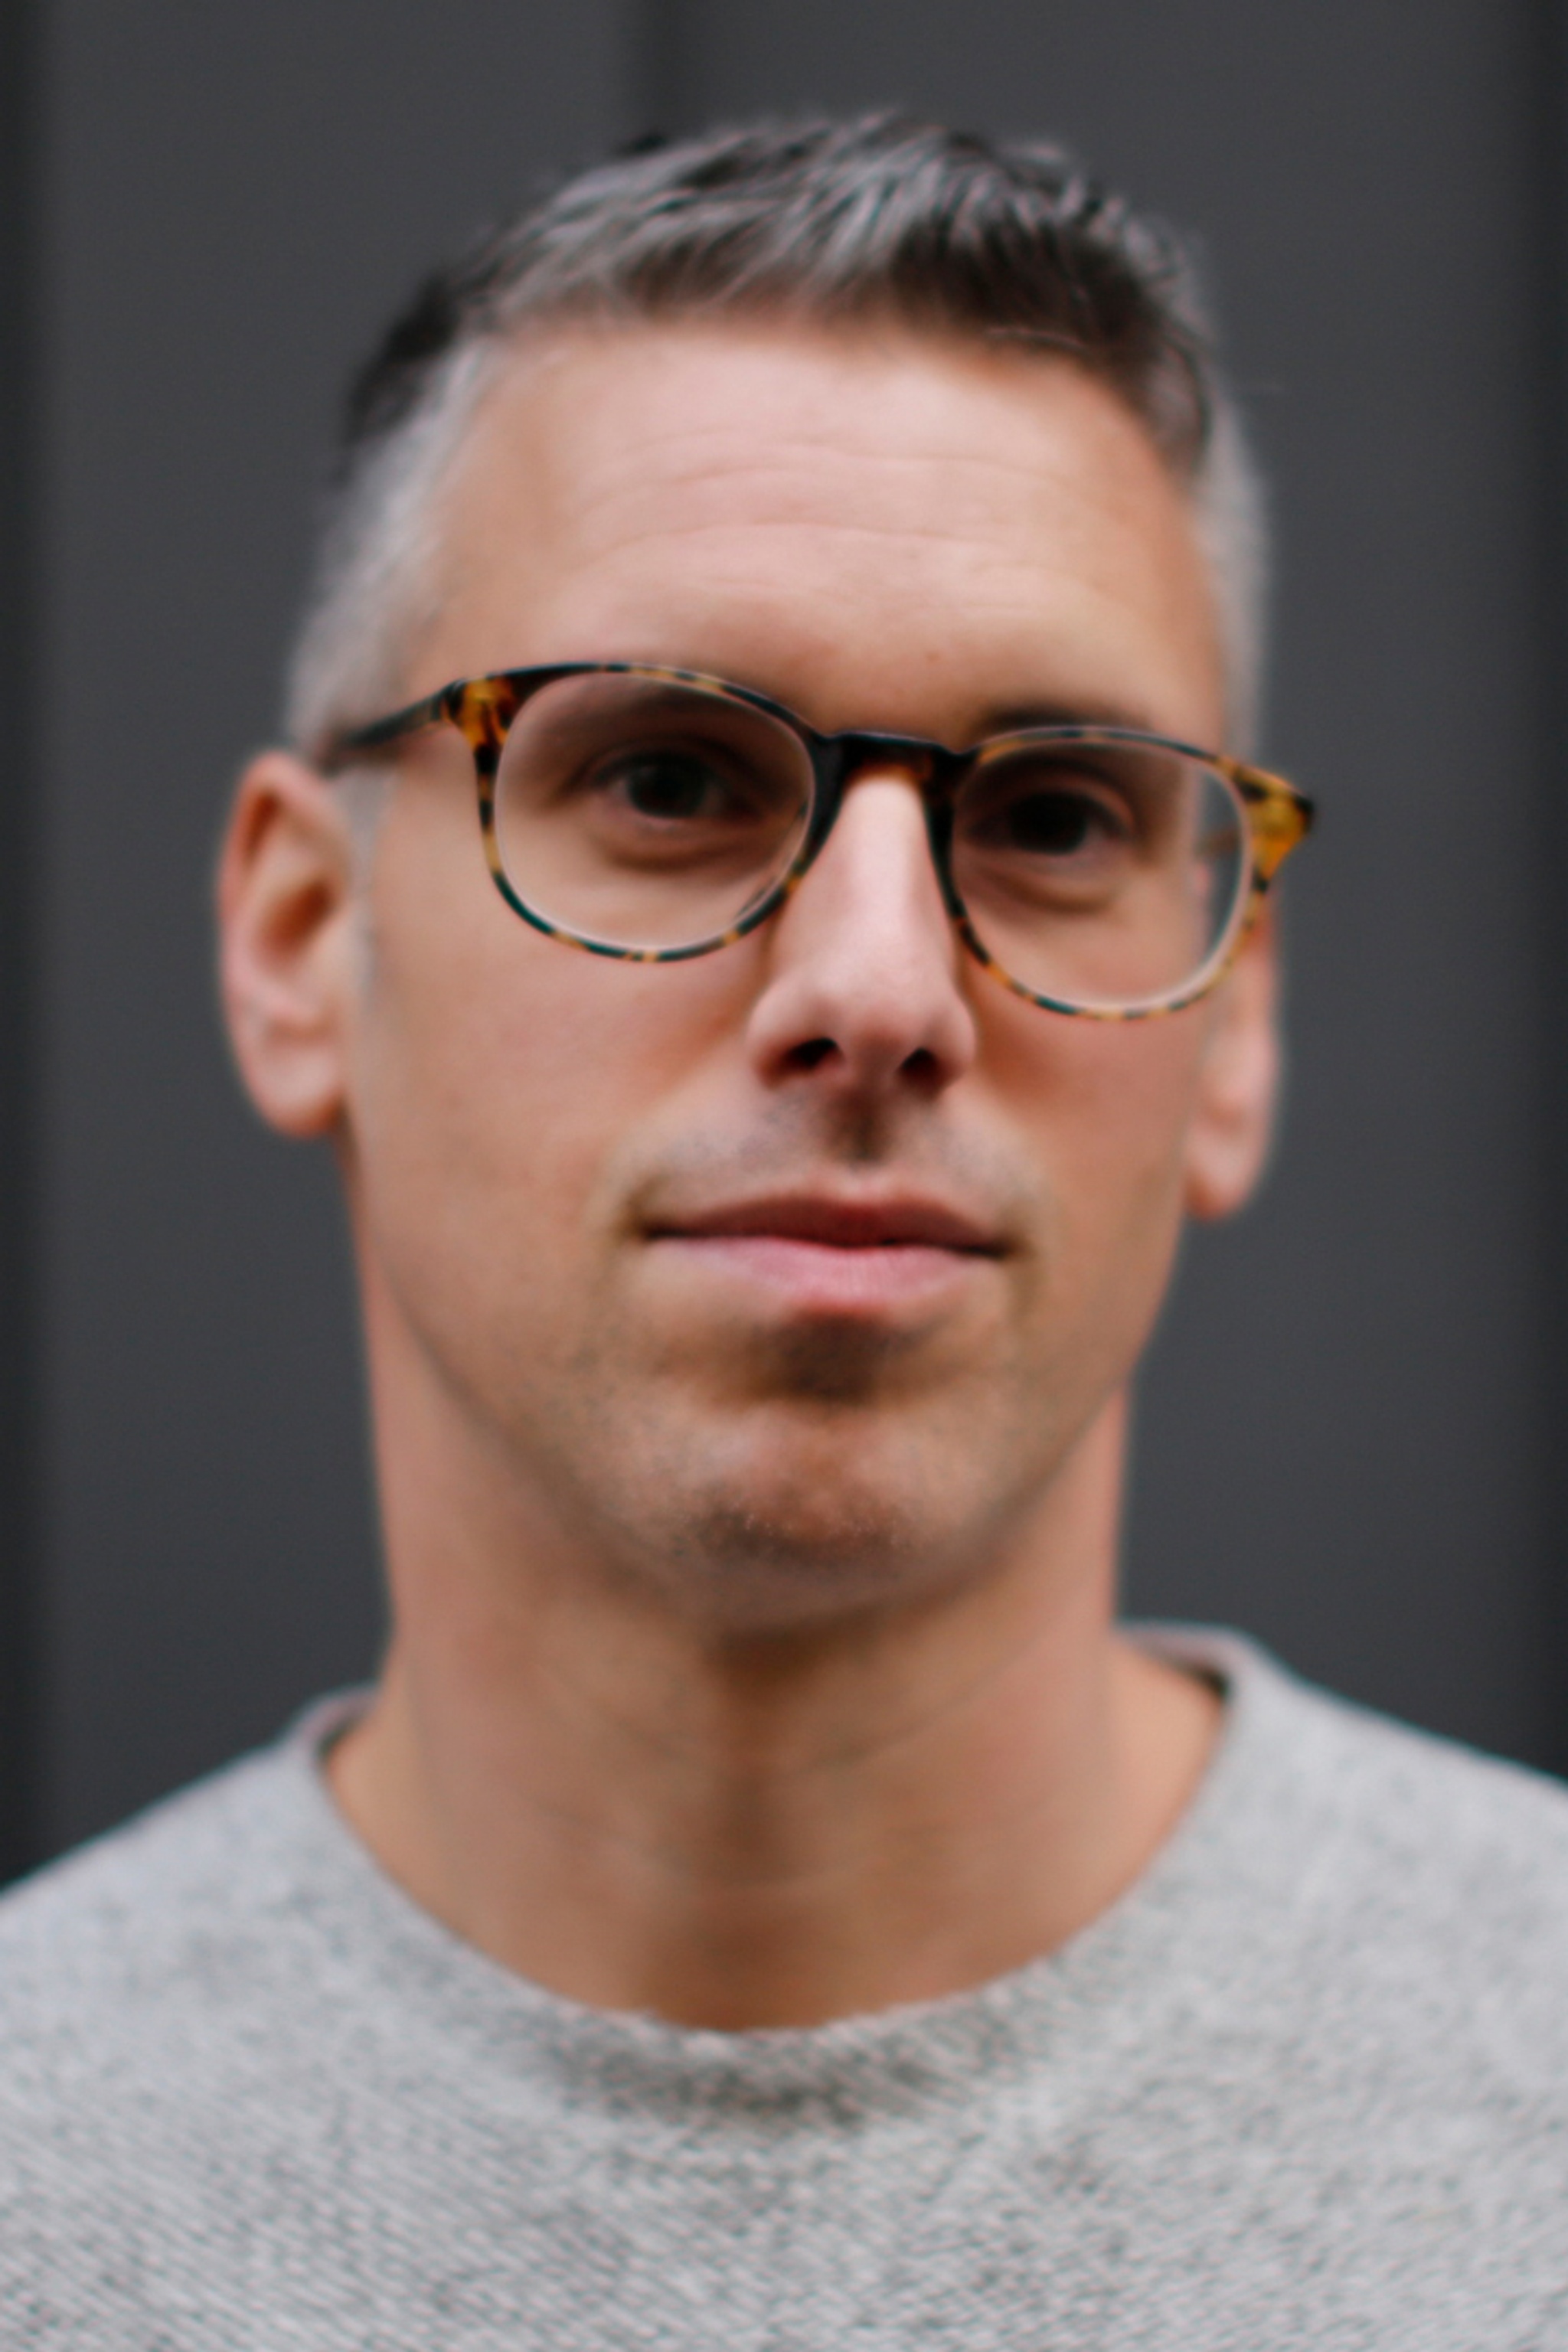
top-left (218, 322), bottom-right (1279, 2028)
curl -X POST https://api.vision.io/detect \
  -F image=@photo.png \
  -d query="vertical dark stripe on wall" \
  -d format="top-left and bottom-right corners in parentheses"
top-left (1534, 0), bottom-right (1568, 1779)
top-left (629, 0), bottom-right (701, 142)
top-left (0, 0), bottom-right (41, 1882)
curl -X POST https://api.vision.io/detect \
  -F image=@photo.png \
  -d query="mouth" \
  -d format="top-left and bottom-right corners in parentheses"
top-left (642, 1191), bottom-right (1005, 1317)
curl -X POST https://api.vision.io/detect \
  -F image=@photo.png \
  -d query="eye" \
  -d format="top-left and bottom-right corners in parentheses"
top-left (961, 766), bottom-right (1132, 860)
top-left (992, 786), bottom-right (1124, 856)
top-left (603, 750), bottom-right (737, 822)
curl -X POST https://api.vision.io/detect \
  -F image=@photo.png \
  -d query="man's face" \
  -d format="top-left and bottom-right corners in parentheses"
top-left (280, 324), bottom-right (1272, 1629)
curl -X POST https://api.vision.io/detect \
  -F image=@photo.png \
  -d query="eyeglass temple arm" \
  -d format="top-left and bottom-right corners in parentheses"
top-left (1234, 772), bottom-right (1316, 887)
top-left (318, 688), bottom-right (453, 774)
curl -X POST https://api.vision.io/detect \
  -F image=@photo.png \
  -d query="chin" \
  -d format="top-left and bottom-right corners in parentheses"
top-left (523, 1318), bottom-right (1070, 1635)
top-left (595, 1410), bottom-right (1018, 1638)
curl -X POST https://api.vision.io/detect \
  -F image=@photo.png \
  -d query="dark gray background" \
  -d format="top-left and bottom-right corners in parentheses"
top-left (2, 0), bottom-right (1563, 1872)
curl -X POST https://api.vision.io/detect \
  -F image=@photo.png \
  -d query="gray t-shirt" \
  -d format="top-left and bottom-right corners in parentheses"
top-left (2, 1630), bottom-right (1566, 2348)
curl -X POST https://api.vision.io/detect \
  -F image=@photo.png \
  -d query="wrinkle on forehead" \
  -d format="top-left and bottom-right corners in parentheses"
top-left (418, 322), bottom-right (1226, 744)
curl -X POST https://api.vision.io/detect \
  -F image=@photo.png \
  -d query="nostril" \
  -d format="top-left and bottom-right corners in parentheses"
top-left (788, 1037), bottom-right (838, 1073)
top-left (778, 1036), bottom-right (946, 1087)
top-left (894, 1044), bottom-right (952, 1101)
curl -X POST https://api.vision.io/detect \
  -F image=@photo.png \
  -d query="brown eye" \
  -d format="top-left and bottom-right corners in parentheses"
top-left (990, 787), bottom-right (1122, 857)
top-left (611, 752), bottom-right (730, 822)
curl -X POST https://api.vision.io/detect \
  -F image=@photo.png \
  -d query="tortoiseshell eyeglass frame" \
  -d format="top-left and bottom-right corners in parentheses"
top-left (324, 662), bottom-right (1315, 1022)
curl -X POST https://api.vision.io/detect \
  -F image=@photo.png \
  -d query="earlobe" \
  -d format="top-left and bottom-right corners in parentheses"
top-left (1181, 915), bottom-right (1282, 1223)
top-left (217, 750), bottom-right (361, 1140)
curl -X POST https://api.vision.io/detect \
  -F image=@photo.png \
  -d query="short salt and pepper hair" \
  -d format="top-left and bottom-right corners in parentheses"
top-left (286, 114), bottom-right (1269, 773)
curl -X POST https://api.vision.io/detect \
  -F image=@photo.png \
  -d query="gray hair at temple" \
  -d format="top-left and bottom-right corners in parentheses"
top-left (285, 115), bottom-right (1271, 764)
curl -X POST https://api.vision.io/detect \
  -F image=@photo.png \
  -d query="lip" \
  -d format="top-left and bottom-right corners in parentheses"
top-left (651, 1191), bottom-right (1002, 1253)
top-left (643, 1190), bottom-right (1004, 1315)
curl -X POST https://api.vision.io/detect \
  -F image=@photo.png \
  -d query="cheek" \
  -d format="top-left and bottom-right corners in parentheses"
top-left (345, 802), bottom-right (755, 1331)
top-left (980, 995), bottom-right (1210, 1328)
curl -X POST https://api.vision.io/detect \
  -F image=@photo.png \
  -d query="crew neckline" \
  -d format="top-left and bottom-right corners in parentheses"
top-left (266, 1627), bottom-right (1308, 2125)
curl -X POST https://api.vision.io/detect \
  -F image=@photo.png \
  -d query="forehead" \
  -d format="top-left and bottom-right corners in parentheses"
top-left (417, 322), bottom-right (1225, 743)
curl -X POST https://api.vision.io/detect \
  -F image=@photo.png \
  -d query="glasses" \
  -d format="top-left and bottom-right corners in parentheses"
top-left (325, 663), bottom-right (1315, 1021)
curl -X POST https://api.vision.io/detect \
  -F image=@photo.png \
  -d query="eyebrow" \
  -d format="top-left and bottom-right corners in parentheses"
top-left (970, 694), bottom-right (1171, 739)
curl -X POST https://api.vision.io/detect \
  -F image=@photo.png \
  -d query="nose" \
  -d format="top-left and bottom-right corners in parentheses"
top-left (745, 772), bottom-right (979, 1099)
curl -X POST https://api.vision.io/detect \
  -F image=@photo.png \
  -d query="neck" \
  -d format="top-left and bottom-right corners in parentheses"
top-left (330, 1367), bottom-right (1217, 2028)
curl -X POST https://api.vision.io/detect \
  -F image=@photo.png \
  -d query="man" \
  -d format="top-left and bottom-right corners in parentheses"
top-left (2, 116), bottom-right (1565, 2347)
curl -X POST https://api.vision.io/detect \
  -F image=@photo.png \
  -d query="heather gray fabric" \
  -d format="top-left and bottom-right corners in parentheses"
top-left (2, 1631), bottom-right (1566, 2348)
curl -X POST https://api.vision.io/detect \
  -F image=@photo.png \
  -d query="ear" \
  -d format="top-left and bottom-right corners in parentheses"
top-left (1181, 910), bottom-right (1282, 1221)
top-left (217, 750), bottom-right (362, 1139)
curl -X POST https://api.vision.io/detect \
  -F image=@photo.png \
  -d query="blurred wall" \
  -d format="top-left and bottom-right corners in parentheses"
top-left (2, 0), bottom-right (1563, 1871)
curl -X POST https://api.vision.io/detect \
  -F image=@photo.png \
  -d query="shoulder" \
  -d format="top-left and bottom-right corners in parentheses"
top-left (0, 1706), bottom-right (354, 2055)
top-left (1243, 1636), bottom-right (1568, 1895)
top-left (1150, 1628), bottom-right (1568, 2082)
top-left (0, 1710), bottom-right (389, 2334)
top-left (1151, 1622), bottom-right (1568, 1877)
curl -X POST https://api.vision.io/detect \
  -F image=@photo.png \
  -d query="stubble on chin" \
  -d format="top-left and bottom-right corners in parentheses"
top-left (524, 1292), bottom-right (1059, 1637)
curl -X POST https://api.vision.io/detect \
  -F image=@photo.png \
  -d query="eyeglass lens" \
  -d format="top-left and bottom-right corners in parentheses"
top-left (494, 673), bottom-right (815, 951)
top-left (492, 673), bottom-right (1250, 1008)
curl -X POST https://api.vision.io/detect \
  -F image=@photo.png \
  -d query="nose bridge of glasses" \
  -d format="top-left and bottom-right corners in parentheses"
top-left (789, 733), bottom-right (962, 923)
top-left (808, 730), bottom-right (956, 838)
top-left (795, 732), bottom-right (966, 913)
top-left (825, 729), bottom-right (956, 794)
